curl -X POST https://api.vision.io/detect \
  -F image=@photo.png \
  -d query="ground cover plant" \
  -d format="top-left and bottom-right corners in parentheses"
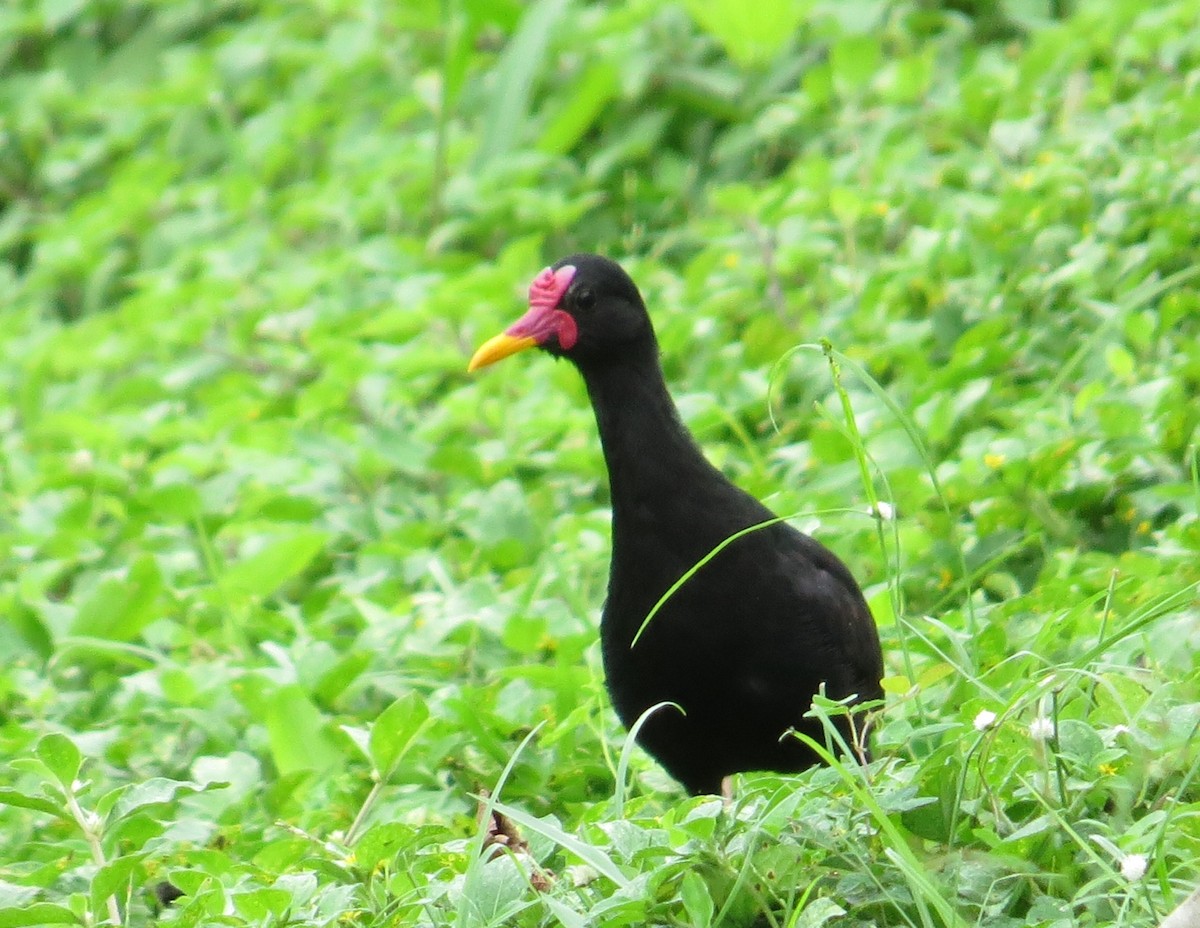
top-left (1, 0), bottom-right (1198, 925)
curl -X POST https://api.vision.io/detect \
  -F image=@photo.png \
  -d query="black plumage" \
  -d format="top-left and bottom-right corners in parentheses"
top-left (469, 254), bottom-right (884, 795)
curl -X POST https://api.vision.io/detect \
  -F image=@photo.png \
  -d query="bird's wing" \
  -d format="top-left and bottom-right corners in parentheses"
top-left (742, 526), bottom-right (885, 704)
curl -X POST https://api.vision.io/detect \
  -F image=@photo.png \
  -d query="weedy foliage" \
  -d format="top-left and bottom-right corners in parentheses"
top-left (1, 0), bottom-right (1197, 926)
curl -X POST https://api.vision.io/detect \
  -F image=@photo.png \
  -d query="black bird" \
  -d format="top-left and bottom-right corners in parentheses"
top-left (469, 255), bottom-right (884, 795)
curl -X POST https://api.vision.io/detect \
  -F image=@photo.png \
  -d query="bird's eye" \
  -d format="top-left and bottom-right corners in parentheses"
top-left (574, 288), bottom-right (595, 311)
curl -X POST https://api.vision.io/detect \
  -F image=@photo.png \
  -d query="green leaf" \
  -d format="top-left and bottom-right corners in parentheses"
top-left (5, 596), bottom-right (53, 660)
top-left (231, 889), bottom-right (293, 920)
top-left (683, 0), bottom-right (810, 67)
top-left (0, 881), bottom-right (39, 909)
top-left (69, 556), bottom-right (162, 642)
top-left (803, 61), bottom-right (833, 106)
top-left (679, 871), bottom-right (714, 927)
top-left (475, 0), bottom-right (569, 168)
top-left (40, 0), bottom-right (86, 31)
top-left (792, 897), bottom-right (847, 928)
top-left (354, 823), bottom-right (416, 870)
top-left (884, 49), bottom-right (935, 103)
top-left (0, 789), bottom-right (68, 820)
top-left (829, 186), bottom-right (864, 224)
top-left (35, 734), bottom-right (81, 791)
top-left (220, 530), bottom-right (327, 601)
top-left (314, 651), bottom-right (371, 705)
top-left (264, 685), bottom-right (342, 776)
top-left (0, 904), bottom-right (82, 927)
top-left (109, 778), bottom-right (209, 823)
top-left (537, 61), bottom-right (619, 156)
top-left (830, 35), bottom-right (880, 90)
top-left (1056, 719), bottom-right (1104, 765)
top-left (91, 854), bottom-right (146, 917)
top-left (1104, 343), bottom-right (1136, 381)
top-left (369, 693), bottom-right (431, 779)
top-left (540, 895), bottom-right (588, 928)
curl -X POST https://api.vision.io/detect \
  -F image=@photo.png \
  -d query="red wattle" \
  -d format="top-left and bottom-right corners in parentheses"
top-left (554, 310), bottom-right (578, 349)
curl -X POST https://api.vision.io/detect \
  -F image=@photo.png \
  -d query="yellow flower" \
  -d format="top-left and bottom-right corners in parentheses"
top-left (984, 453), bottom-right (1006, 469)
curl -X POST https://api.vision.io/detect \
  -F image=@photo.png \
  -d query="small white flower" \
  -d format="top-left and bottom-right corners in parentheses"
top-left (1120, 854), bottom-right (1147, 881)
top-left (869, 501), bottom-right (896, 520)
top-left (1029, 716), bottom-right (1056, 741)
top-left (973, 710), bottom-right (997, 731)
top-left (69, 449), bottom-right (94, 473)
top-left (1111, 725), bottom-right (1130, 736)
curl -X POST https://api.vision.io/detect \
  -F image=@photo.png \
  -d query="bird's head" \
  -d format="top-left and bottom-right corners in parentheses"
top-left (468, 254), bottom-right (652, 372)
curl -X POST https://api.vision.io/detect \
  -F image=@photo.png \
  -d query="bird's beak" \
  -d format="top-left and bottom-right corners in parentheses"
top-left (467, 330), bottom-right (538, 371)
top-left (469, 265), bottom-right (578, 372)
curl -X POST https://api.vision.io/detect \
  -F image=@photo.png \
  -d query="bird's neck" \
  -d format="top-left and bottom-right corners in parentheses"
top-left (578, 347), bottom-right (720, 524)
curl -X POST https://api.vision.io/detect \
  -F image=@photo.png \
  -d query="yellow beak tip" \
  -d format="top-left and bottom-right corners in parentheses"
top-left (467, 333), bottom-right (537, 372)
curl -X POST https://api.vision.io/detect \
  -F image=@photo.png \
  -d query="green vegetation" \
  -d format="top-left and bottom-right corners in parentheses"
top-left (2, 0), bottom-right (1198, 925)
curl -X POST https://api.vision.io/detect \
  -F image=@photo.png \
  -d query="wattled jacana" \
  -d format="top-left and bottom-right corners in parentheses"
top-left (469, 255), bottom-right (884, 795)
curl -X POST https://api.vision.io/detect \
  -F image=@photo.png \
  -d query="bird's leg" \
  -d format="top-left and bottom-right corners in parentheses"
top-left (721, 776), bottom-right (733, 804)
